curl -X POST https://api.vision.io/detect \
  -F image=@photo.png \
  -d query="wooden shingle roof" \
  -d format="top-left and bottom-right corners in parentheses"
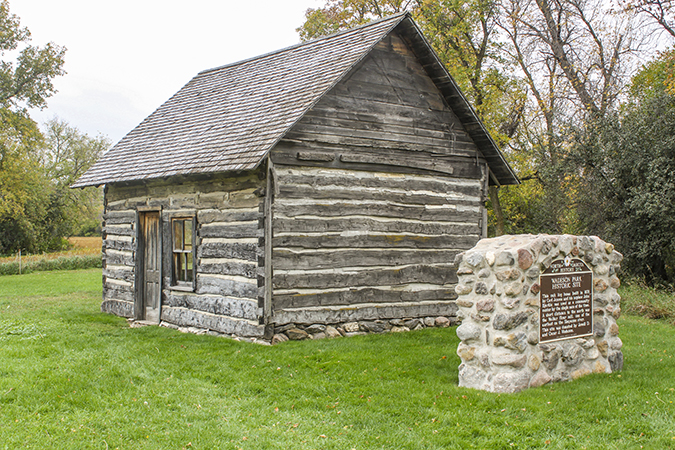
top-left (73, 13), bottom-right (518, 188)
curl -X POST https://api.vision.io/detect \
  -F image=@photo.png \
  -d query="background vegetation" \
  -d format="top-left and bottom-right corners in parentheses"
top-left (0, 0), bottom-right (106, 256)
top-left (0, 269), bottom-right (674, 449)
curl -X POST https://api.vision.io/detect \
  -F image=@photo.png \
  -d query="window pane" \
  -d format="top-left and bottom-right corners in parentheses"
top-left (173, 253), bottom-right (181, 281)
top-left (173, 220), bottom-right (183, 251)
top-left (184, 220), bottom-right (193, 251)
top-left (186, 253), bottom-right (193, 282)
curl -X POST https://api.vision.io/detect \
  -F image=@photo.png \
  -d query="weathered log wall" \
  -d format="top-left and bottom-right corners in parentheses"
top-left (270, 166), bottom-right (480, 324)
top-left (268, 29), bottom-right (487, 325)
top-left (101, 172), bottom-right (266, 337)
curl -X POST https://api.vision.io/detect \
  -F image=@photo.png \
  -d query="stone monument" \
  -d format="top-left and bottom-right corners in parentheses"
top-left (454, 234), bottom-right (623, 393)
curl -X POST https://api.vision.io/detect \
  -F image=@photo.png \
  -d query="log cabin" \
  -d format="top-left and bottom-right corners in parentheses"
top-left (73, 12), bottom-right (518, 340)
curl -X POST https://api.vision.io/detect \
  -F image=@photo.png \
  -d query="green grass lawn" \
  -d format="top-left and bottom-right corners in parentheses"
top-left (0, 270), bottom-right (674, 449)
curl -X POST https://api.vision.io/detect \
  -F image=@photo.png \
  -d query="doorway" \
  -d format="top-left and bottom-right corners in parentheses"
top-left (137, 211), bottom-right (161, 323)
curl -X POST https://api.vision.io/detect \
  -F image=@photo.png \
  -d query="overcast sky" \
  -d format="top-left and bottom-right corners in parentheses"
top-left (13, 0), bottom-right (320, 143)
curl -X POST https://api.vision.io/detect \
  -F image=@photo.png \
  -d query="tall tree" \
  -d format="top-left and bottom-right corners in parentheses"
top-left (0, 0), bottom-right (66, 253)
top-left (573, 51), bottom-right (675, 283)
top-left (42, 119), bottom-right (108, 237)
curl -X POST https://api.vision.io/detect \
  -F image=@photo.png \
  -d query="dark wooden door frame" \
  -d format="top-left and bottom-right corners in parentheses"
top-left (135, 208), bottom-right (163, 322)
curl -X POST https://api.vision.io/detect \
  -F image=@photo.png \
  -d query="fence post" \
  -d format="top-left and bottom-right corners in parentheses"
top-left (18, 249), bottom-right (21, 275)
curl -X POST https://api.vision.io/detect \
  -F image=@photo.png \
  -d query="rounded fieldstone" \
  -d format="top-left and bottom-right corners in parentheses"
top-left (325, 326), bottom-right (341, 338)
top-left (475, 282), bottom-right (489, 295)
top-left (435, 316), bottom-right (450, 328)
top-left (404, 319), bottom-right (420, 329)
top-left (492, 372), bottom-right (529, 393)
top-left (390, 326), bottom-right (410, 333)
top-left (528, 355), bottom-right (541, 371)
top-left (485, 251), bottom-right (496, 266)
top-left (492, 311), bottom-right (528, 331)
top-left (562, 344), bottom-right (584, 366)
top-left (476, 298), bottom-right (495, 312)
top-left (609, 276), bottom-right (621, 289)
top-left (455, 284), bottom-right (473, 295)
top-left (305, 324), bottom-right (326, 334)
top-left (518, 248), bottom-right (534, 270)
top-left (495, 251), bottom-right (515, 267)
top-left (424, 317), bottom-right (436, 327)
top-left (608, 323), bottom-right (619, 336)
top-left (465, 252), bottom-right (485, 268)
top-left (457, 343), bottom-right (476, 360)
top-left (610, 337), bottom-right (623, 350)
top-left (343, 322), bottom-right (359, 333)
top-left (456, 322), bottom-right (481, 341)
top-left (458, 363), bottom-right (489, 390)
top-left (593, 321), bottom-right (606, 337)
top-left (505, 281), bottom-right (524, 297)
top-left (529, 371), bottom-right (552, 388)
top-left (609, 351), bottom-right (624, 371)
top-left (456, 299), bottom-right (474, 308)
top-left (286, 328), bottom-right (310, 340)
top-left (478, 268), bottom-right (491, 278)
top-left (360, 321), bottom-right (387, 333)
top-left (594, 279), bottom-right (609, 292)
top-left (492, 353), bottom-right (527, 368)
top-left (271, 333), bottom-right (289, 345)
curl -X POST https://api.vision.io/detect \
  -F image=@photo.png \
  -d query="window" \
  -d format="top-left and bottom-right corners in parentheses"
top-left (172, 218), bottom-right (194, 286)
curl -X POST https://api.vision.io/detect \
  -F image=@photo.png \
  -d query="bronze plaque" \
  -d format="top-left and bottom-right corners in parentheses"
top-left (539, 257), bottom-right (593, 343)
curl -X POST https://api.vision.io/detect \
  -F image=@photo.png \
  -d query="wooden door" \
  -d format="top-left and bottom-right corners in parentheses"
top-left (139, 212), bottom-right (161, 322)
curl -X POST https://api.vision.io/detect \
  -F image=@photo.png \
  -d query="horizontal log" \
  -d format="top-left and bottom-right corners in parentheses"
top-left (270, 300), bottom-right (459, 325)
top-left (103, 283), bottom-right (134, 302)
top-left (196, 275), bottom-right (257, 300)
top-left (161, 307), bottom-right (264, 337)
top-left (103, 211), bottom-right (135, 225)
top-left (272, 233), bottom-right (479, 250)
top-left (299, 111), bottom-right (475, 146)
top-left (107, 172), bottom-right (263, 203)
top-left (104, 238), bottom-right (134, 252)
top-left (197, 208), bottom-right (260, 224)
top-left (101, 299), bottom-right (134, 318)
top-left (102, 226), bottom-right (135, 237)
top-left (197, 260), bottom-right (257, 278)
top-left (164, 292), bottom-right (258, 320)
top-left (105, 250), bottom-right (134, 266)
top-left (273, 217), bottom-right (477, 235)
top-left (273, 201), bottom-right (481, 222)
top-left (274, 165), bottom-right (481, 196)
top-left (327, 78), bottom-right (446, 112)
top-left (273, 264), bottom-right (458, 290)
top-left (273, 248), bottom-right (461, 270)
top-left (198, 242), bottom-right (259, 261)
top-left (282, 128), bottom-right (476, 158)
top-left (290, 121), bottom-right (463, 153)
top-left (314, 93), bottom-right (460, 126)
top-left (199, 222), bottom-right (261, 239)
top-left (104, 266), bottom-right (135, 284)
top-left (275, 183), bottom-right (480, 206)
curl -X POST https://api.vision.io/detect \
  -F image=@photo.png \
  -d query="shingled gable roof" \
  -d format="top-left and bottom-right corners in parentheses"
top-left (73, 13), bottom-right (518, 188)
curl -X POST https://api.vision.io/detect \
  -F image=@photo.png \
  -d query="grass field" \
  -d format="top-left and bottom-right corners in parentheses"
top-left (0, 269), bottom-right (674, 449)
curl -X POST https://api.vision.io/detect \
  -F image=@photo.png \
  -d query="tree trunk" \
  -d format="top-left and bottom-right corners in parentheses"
top-left (489, 185), bottom-right (505, 236)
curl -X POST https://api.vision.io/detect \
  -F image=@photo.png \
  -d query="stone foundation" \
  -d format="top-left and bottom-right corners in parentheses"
top-left (144, 315), bottom-right (459, 345)
top-left (271, 316), bottom-right (459, 344)
top-left (454, 234), bottom-right (623, 393)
